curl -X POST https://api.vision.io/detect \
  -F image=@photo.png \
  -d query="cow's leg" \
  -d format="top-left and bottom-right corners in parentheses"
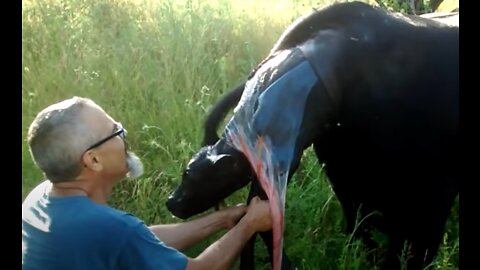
top-left (313, 141), bottom-right (389, 267)
top-left (335, 189), bottom-right (359, 234)
top-left (257, 230), bottom-right (296, 270)
top-left (387, 213), bottom-right (455, 270)
top-left (381, 222), bottom-right (446, 270)
top-left (381, 179), bottom-right (458, 270)
top-left (238, 182), bottom-right (262, 270)
top-left (239, 224), bottom-right (295, 270)
top-left (312, 142), bottom-right (358, 234)
top-left (239, 232), bottom-right (257, 270)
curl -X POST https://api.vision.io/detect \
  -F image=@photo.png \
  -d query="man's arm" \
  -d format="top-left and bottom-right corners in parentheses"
top-left (149, 204), bottom-right (247, 251)
top-left (186, 197), bottom-right (272, 270)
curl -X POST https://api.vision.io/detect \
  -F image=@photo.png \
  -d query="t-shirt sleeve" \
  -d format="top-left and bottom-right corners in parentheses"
top-left (117, 220), bottom-right (188, 270)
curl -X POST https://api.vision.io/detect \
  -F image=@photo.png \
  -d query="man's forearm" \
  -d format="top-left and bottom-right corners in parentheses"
top-left (187, 217), bottom-right (256, 270)
top-left (149, 212), bottom-right (227, 251)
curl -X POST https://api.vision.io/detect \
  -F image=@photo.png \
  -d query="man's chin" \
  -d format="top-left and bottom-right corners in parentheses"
top-left (125, 151), bottom-right (144, 179)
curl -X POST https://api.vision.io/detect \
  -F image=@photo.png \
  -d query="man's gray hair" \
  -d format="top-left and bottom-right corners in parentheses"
top-left (27, 96), bottom-right (100, 183)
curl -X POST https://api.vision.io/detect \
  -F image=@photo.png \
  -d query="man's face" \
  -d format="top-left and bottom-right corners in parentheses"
top-left (82, 105), bottom-right (143, 181)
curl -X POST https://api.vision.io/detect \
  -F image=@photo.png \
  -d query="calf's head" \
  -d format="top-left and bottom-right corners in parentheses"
top-left (166, 139), bottom-right (254, 219)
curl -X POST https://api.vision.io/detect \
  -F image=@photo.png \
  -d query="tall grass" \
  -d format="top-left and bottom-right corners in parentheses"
top-left (22, 0), bottom-right (459, 269)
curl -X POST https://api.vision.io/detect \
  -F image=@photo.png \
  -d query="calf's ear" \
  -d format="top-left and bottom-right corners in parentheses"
top-left (208, 154), bottom-right (234, 169)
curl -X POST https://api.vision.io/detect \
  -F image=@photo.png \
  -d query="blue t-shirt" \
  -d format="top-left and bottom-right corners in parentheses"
top-left (22, 181), bottom-right (188, 270)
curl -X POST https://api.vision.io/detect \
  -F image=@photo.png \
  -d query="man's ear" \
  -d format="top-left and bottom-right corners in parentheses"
top-left (81, 151), bottom-right (103, 172)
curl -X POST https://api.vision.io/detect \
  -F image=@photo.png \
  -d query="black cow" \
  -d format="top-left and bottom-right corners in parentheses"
top-left (166, 2), bottom-right (459, 270)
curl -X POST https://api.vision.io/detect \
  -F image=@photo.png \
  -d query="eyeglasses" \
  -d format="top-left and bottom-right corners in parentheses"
top-left (85, 123), bottom-right (127, 151)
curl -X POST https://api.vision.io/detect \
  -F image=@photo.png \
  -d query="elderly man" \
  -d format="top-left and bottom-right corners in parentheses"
top-left (22, 96), bottom-right (272, 270)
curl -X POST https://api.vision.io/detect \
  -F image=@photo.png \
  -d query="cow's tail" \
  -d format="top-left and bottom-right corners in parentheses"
top-left (202, 82), bottom-right (246, 146)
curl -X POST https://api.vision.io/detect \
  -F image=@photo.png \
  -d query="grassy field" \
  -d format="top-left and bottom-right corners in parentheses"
top-left (22, 0), bottom-right (459, 269)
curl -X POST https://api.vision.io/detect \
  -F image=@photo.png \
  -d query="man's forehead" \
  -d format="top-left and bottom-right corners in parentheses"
top-left (42, 97), bottom-right (90, 114)
top-left (49, 98), bottom-right (78, 110)
top-left (82, 104), bottom-right (116, 130)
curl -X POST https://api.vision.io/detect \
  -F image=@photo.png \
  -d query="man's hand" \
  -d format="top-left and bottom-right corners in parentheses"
top-left (186, 196), bottom-right (273, 270)
top-left (213, 196), bottom-right (272, 232)
top-left (244, 196), bottom-right (272, 232)
top-left (216, 204), bottom-right (247, 230)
